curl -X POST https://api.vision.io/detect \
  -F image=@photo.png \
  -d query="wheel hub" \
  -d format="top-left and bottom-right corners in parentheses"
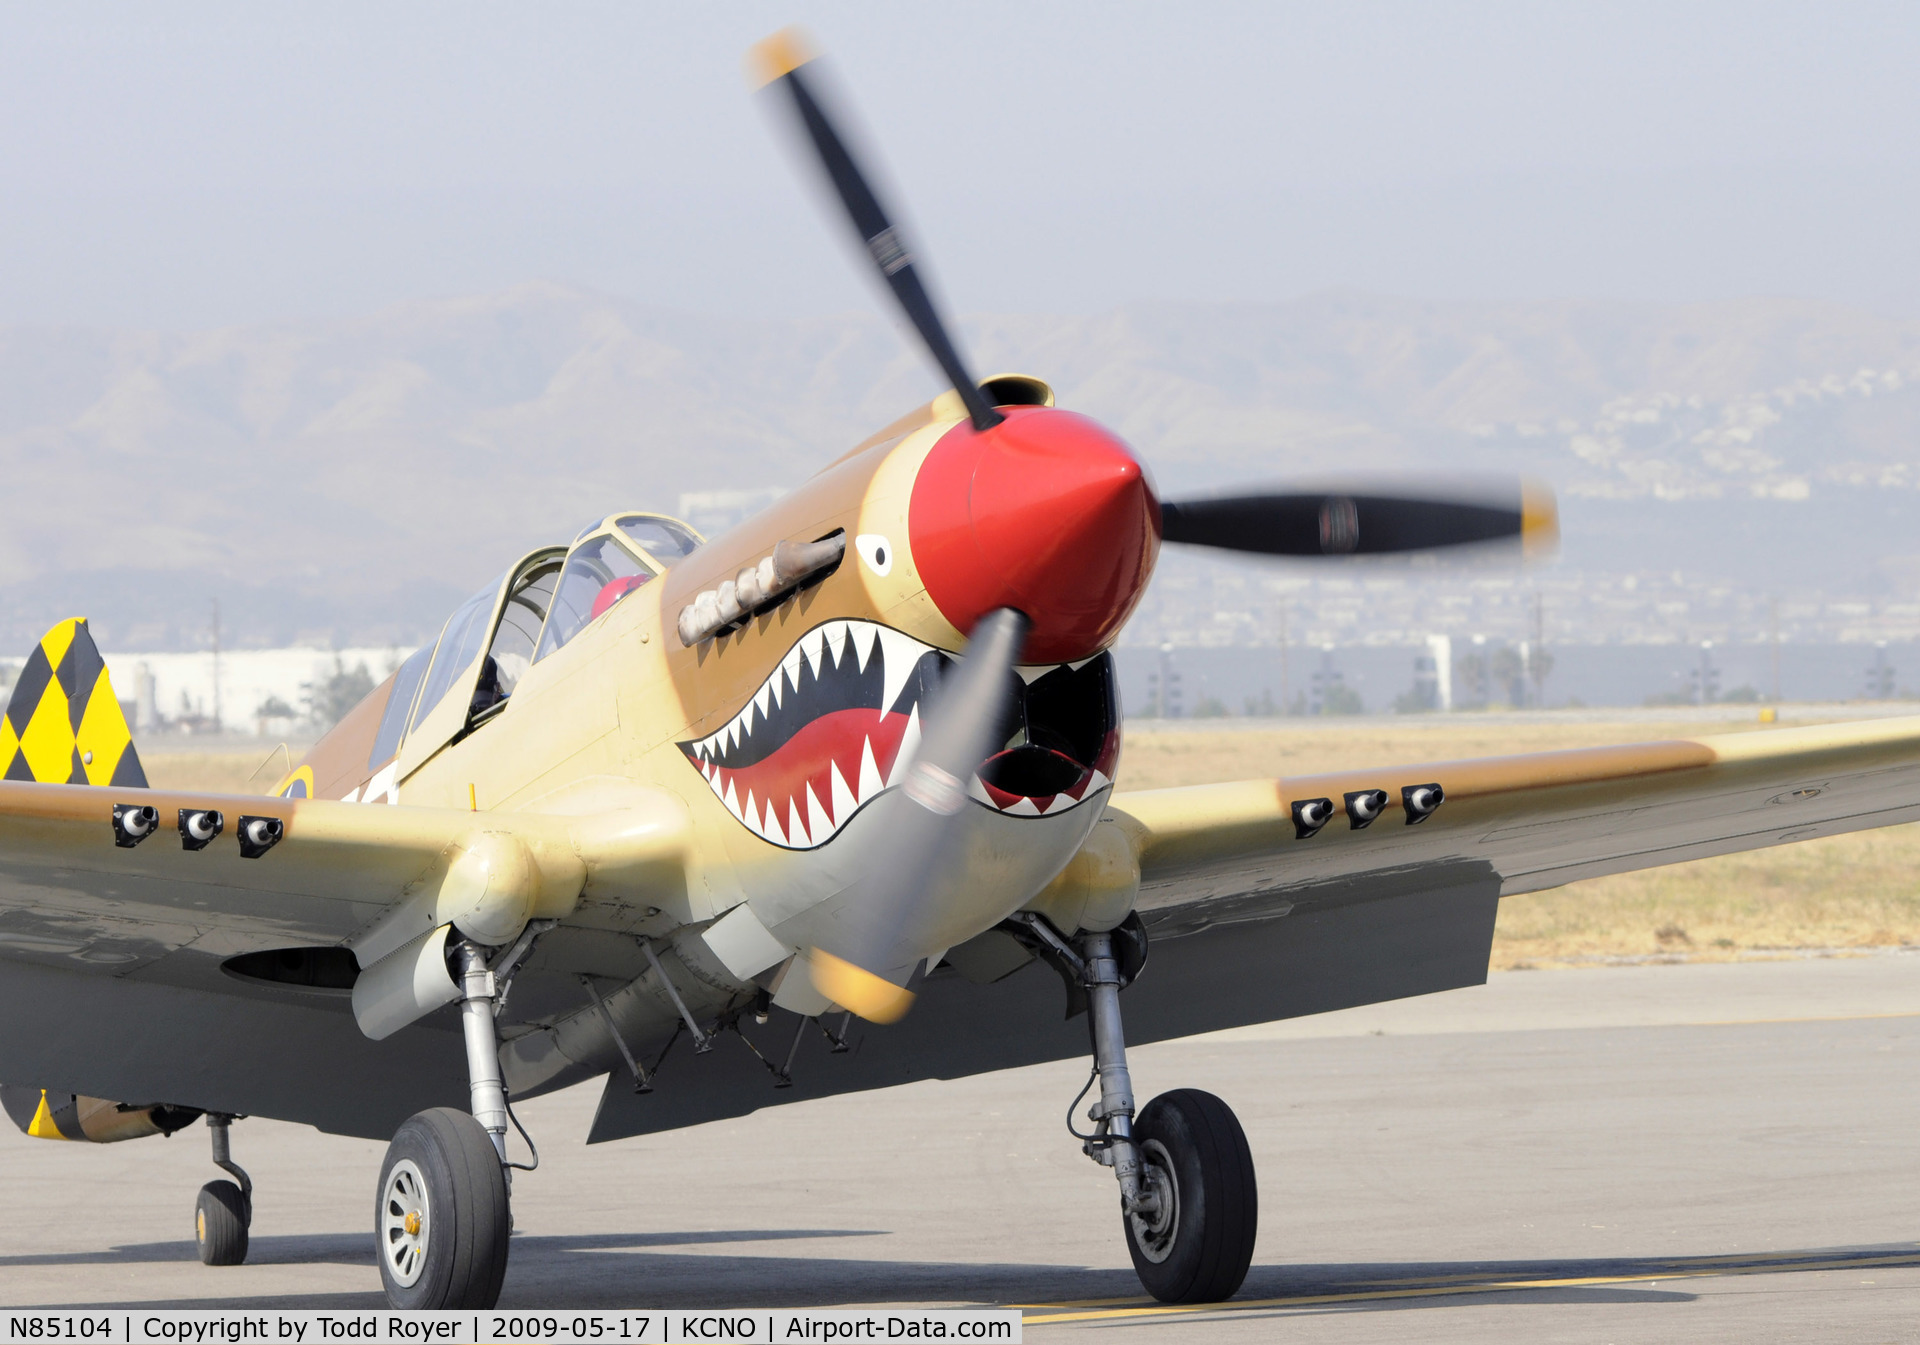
top-left (1127, 1141), bottom-right (1179, 1264)
top-left (381, 1158), bottom-right (431, 1288)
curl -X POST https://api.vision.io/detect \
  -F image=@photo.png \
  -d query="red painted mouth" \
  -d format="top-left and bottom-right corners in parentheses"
top-left (692, 706), bottom-right (918, 849)
top-left (677, 620), bottom-right (1121, 849)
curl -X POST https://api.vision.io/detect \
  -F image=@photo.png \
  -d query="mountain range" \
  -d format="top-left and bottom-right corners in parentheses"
top-left (5, 282), bottom-right (1920, 652)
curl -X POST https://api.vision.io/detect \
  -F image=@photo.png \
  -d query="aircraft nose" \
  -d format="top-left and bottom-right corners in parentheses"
top-left (908, 406), bottom-right (1161, 662)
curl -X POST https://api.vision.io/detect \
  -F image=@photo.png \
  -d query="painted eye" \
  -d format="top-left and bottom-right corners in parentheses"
top-left (855, 533), bottom-right (893, 577)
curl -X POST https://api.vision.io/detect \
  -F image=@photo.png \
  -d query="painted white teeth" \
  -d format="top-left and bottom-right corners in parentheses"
top-left (686, 618), bottom-right (1111, 846)
top-left (830, 761), bottom-right (858, 824)
top-left (707, 620), bottom-right (951, 770)
top-left (805, 784), bottom-right (832, 846)
top-left (892, 702), bottom-right (923, 785)
top-left (798, 626), bottom-right (826, 681)
top-left (877, 626), bottom-right (922, 715)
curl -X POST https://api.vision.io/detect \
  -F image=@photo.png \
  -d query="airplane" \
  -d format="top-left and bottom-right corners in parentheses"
top-left (5, 27), bottom-right (1920, 1313)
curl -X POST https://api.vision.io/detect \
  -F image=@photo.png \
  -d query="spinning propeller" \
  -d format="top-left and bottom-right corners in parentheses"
top-left (805, 608), bottom-right (1028, 1024)
top-left (750, 29), bottom-right (1555, 1020)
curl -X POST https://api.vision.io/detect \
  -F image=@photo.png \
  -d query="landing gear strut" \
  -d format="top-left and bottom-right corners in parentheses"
top-left (195, 1113), bottom-right (251, 1267)
top-left (1061, 922), bottom-right (1259, 1304)
top-left (375, 938), bottom-right (511, 1309)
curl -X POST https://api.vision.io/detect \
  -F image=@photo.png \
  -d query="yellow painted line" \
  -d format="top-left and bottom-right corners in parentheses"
top-left (1336, 1244), bottom-right (1915, 1290)
top-left (1020, 1250), bottom-right (1920, 1325)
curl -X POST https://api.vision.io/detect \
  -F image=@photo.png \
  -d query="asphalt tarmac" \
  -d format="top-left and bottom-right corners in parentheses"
top-left (4, 952), bottom-right (1920, 1342)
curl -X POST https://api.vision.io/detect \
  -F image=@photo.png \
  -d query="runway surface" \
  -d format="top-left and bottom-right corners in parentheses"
top-left (4, 952), bottom-right (1920, 1341)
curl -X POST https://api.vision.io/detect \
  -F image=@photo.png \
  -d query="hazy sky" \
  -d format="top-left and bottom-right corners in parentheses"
top-left (2, 2), bottom-right (1918, 329)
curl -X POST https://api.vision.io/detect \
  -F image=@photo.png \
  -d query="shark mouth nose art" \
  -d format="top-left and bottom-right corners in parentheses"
top-left (678, 619), bottom-right (1120, 849)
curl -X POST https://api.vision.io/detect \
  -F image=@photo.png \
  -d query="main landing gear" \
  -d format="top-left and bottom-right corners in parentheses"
top-left (195, 1113), bottom-right (252, 1266)
top-left (376, 939), bottom-right (512, 1308)
top-left (1017, 916), bottom-right (1259, 1303)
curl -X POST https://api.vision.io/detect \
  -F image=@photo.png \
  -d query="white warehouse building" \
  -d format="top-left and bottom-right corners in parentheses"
top-left (101, 647), bottom-right (404, 735)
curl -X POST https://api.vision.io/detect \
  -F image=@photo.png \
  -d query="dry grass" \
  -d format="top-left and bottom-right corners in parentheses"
top-left (1490, 828), bottom-right (1920, 968)
top-left (139, 720), bottom-right (1920, 968)
top-left (1114, 716), bottom-right (1920, 970)
top-left (139, 750), bottom-right (283, 795)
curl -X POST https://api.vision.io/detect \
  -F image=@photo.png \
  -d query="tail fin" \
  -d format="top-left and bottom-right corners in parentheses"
top-left (0, 618), bottom-right (147, 787)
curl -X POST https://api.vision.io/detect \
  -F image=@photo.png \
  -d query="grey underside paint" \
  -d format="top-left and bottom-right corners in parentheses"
top-left (0, 964), bottom-right (470, 1139)
top-left (583, 861), bottom-right (1500, 1143)
top-left (0, 862), bottom-right (1498, 1144)
top-left (9, 738), bottom-right (1920, 1145)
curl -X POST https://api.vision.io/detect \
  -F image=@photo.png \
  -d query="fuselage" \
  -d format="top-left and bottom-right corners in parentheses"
top-left (275, 382), bottom-right (1162, 1096)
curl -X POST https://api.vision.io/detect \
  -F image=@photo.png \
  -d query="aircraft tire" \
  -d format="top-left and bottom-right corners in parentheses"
top-left (375, 1108), bottom-right (510, 1309)
top-left (195, 1180), bottom-right (249, 1266)
top-left (1123, 1089), bottom-right (1257, 1303)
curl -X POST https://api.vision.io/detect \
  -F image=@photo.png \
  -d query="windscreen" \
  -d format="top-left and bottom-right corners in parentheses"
top-left (534, 535), bottom-right (652, 663)
top-left (615, 515), bottom-right (702, 562)
top-left (409, 581), bottom-right (498, 732)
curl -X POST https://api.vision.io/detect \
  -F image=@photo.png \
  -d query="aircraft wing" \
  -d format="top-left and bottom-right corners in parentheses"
top-left (0, 781), bottom-right (601, 972)
top-left (1111, 714), bottom-right (1920, 937)
top-left (0, 777), bottom-right (697, 1139)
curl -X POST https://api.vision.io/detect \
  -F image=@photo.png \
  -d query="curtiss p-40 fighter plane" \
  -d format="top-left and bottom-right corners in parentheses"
top-left (7, 30), bottom-right (1920, 1311)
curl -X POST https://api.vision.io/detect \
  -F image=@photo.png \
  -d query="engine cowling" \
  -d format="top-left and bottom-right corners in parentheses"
top-left (0, 1085), bottom-right (201, 1143)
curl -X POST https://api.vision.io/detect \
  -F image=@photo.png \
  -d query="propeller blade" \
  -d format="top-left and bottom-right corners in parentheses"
top-left (806, 607), bottom-right (1030, 1023)
top-left (750, 29), bottom-right (1003, 433)
top-left (1159, 481), bottom-right (1558, 557)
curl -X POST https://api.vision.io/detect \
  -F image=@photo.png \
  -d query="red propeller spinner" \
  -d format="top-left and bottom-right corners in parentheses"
top-left (908, 405), bottom-right (1162, 663)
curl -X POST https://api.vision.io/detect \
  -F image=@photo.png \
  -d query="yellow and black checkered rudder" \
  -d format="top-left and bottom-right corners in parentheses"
top-left (0, 618), bottom-right (147, 787)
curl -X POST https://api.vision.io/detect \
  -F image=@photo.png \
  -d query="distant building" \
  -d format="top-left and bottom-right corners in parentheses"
top-left (1425, 634), bottom-right (1453, 711)
top-left (101, 648), bottom-right (401, 737)
top-left (1146, 643), bottom-right (1183, 718)
top-left (1311, 647), bottom-right (1359, 715)
top-left (1867, 643), bottom-right (1897, 699)
top-left (1688, 641), bottom-right (1720, 705)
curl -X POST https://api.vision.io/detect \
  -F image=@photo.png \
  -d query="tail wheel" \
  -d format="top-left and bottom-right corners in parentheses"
top-left (376, 1108), bottom-right (510, 1309)
top-left (1123, 1089), bottom-right (1258, 1303)
top-left (195, 1179), bottom-right (249, 1266)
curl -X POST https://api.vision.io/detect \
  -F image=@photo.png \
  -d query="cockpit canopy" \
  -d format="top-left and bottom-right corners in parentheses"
top-left (364, 511), bottom-right (703, 776)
